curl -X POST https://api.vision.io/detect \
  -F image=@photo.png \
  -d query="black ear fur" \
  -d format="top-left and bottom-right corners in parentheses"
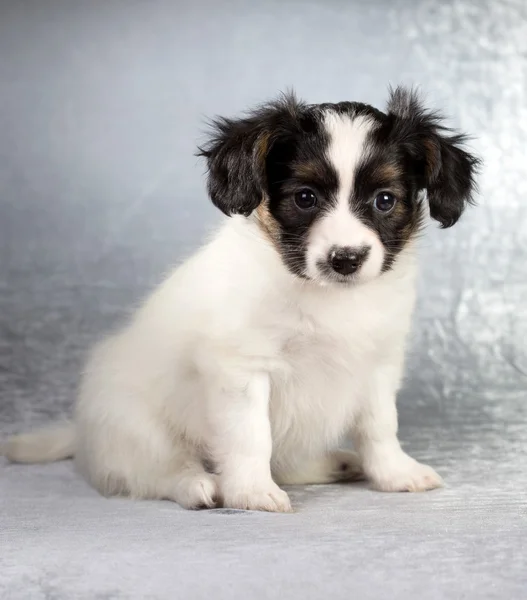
top-left (387, 86), bottom-right (481, 228)
top-left (197, 92), bottom-right (305, 217)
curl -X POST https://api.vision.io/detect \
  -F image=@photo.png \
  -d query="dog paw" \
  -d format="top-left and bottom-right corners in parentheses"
top-left (368, 454), bottom-right (443, 492)
top-left (174, 473), bottom-right (219, 509)
top-left (221, 480), bottom-right (292, 513)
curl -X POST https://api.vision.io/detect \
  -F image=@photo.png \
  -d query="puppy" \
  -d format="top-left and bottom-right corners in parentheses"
top-left (3, 87), bottom-right (479, 512)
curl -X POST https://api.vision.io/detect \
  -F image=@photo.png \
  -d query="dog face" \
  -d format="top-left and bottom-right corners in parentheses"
top-left (199, 87), bottom-right (479, 285)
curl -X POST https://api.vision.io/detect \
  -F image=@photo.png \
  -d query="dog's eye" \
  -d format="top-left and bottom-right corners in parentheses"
top-left (294, 189), bottom-right (318, 210)
top-left (373, 192), bottom-right (397, 214)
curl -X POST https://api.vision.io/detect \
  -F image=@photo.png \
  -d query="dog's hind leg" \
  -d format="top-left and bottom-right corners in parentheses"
top-left (76, 414), bottom-right (219, 509)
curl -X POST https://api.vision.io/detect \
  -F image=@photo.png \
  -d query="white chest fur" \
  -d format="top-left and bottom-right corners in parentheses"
top-left (260, 260), bottom-right (417, 467)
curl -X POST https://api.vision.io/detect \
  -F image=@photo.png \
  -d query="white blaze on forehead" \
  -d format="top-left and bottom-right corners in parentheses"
top-left (304, 111), bottom-right (384, 282)
top-left (323, 111), bottom-right (375, 201)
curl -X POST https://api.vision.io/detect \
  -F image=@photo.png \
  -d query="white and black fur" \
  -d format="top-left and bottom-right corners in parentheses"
top-left (2, 87), bottom-right (479, 512)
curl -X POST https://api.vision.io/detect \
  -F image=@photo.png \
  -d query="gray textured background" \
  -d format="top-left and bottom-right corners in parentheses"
top-left (1, 1), bottom-right (526, 599)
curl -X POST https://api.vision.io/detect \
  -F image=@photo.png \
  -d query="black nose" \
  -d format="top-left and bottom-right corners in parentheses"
top-left (330, 247), bottom-right (370, 276)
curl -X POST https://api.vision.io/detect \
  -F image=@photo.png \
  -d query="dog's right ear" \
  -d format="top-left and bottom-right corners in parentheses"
top-left (197, 93), bottom-right (304, 217)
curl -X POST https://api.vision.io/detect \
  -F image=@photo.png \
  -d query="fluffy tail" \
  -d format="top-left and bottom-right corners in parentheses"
top-left (1, 423), bottom-right (76, 464)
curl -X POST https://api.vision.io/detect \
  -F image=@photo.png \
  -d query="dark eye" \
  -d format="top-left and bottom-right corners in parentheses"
top-left (373, 192), bottom-right (397, 214)
top-left (294, 189), bottom-right (318, 210)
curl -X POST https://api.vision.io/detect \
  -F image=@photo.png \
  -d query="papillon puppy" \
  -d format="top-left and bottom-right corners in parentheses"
top-left (3, 87), bottom-right (479, 512)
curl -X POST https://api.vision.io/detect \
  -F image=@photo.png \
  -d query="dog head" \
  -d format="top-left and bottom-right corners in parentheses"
top-left (198, 87), bottom-right (480, 285)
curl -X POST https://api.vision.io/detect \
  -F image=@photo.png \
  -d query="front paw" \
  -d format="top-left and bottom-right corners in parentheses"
top-left (221, 479), bottom-right (292, 513)
top-left (368, 453), bottom-right (443, 492)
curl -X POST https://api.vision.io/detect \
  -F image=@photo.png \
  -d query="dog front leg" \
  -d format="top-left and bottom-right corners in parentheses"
top-left (208, 371), bottom-right (292, 512)
top-left (353, 363), bottom-right (443, 492)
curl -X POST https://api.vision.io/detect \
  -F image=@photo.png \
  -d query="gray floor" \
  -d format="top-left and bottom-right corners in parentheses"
top-left (1, 1), bottom-right (526, 598)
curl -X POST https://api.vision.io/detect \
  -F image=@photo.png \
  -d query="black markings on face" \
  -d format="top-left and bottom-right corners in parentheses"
top-left (263, 104), bottom-right (424, 277)
top-left (264, 116), bottom-right (338, 277)
top-left (353, 129), bottom-right (425, 271)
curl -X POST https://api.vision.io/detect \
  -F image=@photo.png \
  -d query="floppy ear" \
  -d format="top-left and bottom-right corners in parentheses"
top-left (197, 93), bottom-right (304, 217)
top-left (387, 86), bottom-right (481, 228)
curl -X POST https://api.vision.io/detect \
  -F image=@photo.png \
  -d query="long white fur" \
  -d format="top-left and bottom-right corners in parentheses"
top-left (3, 112), bottom-right (442, 511)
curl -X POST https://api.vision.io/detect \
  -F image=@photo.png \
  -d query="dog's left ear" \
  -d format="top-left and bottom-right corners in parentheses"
top-left (387, 86), bottom-right (481, 228)
top-left (197, 93), bottom-right (304, 217)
